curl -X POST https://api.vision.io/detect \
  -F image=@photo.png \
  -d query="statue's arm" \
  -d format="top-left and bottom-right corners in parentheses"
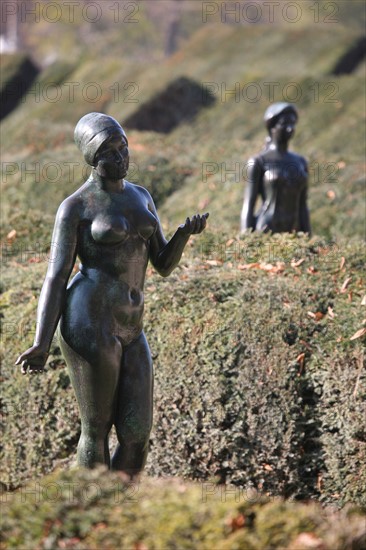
top-left (15, 200), bottom-right (79, 372)
top-left (240, 157), bottom-right (263, 232)
top-left (145, 191), bottom-right (208, 277)
top-left (299, 158), bottom-right (311, 235)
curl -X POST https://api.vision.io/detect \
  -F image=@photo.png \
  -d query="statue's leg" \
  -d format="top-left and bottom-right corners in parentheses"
top-left (59, 332), bottom-right (122, 468)
top-left (111, 331), bottom-right (153, 477)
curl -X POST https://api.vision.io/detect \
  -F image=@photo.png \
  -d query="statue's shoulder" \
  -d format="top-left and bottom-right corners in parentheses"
top-left (289, 151), bottom-right (307, 166)
top-left (56, 192), bottom-right (83, 222)
top-left (247, 154), bottom-right (266, 173)
top-left (248, 154), bottom-right (264, 164)
top-left (126, 181), bottom-right (154, 204)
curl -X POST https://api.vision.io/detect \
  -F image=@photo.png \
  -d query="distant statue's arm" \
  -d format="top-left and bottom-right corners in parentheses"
top-left (15, 200), bottom-right (79, 373)
top-left (298, 158), bottom-right (311, 235)
top-left (240, 157), bottom-right (263, 233)
top-left (146, 191), bottom-right (208, 277)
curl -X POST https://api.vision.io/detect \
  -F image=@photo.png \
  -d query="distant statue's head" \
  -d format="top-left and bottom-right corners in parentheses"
top-left (74, 112), bottom-right (128, 166)
top-left (264, 102), bottom-right (298, 133)
top-left (263, 103), bottom-right (299, 148)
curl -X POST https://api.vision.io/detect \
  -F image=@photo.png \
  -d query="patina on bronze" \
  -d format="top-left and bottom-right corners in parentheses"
top-left (240, 102), bottom-right (311, 234)
top-left (16, 112), bottom-right (208, 477)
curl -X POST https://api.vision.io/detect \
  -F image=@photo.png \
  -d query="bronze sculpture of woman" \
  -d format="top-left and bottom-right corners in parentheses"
top-left (241, 102), bottom-right (311, 234)
top-left (16, 112), bottom-right (208, 477)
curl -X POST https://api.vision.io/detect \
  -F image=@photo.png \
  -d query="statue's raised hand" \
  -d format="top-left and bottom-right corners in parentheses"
top-left (178, 213), bottom-right (209, 236)
top-left (15, 345), bottom-right (49, 374)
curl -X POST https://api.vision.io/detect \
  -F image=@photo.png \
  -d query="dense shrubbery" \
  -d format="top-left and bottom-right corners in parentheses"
top-left (129, 156), bottom-right (189, 207)
top-left (1, 232), bottom-right (365, 506)
top-left (1, 467), bottom-right (365, 549)
top-left (145, 233), bottom-right (365, 505)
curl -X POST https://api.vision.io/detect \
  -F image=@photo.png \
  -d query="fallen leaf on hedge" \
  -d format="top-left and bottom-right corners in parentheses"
top-left (264, 464), bottom-right (273, 471)
top-left (58, 539), bottom-right (81, 548)
top-left (350, 328), bottom-right (366, 341)
top-left (94, 522), bottom-right (108, 530)
top-left (339, 256), bottom-right (346, 270)
top-left (340, 277), bottom-right (352, 292)
top-left (269, 261), bottom-right (285, 273)
top-left (296, 353), bottom-right (305, 369)
top-left (327, 306), bottom-right (336, 318)
top-left (238, 262), bottom-right (285, 273)
top-left (307, 311), bottom-right (324, 321)
top-left (291, 258), bottom-right (305, 268)
top-left (307, 266), bottom-right (317, 274)
top-left (6, 229), bottom-right (17, 242)
top-left (361, 295), bottom-right (366, 305)
top-left (28, 257), bottom-right (42, 263)
top-left (260, 262), bottom-right (275, 272)
top-left (237, 262), bottom-right (260, 270)
top-left (205, 259), bottom-right (223, 266)
top-left (227, 513), bottom-right (245, 531)
top-left (291, 532), bottom-right (326, 549)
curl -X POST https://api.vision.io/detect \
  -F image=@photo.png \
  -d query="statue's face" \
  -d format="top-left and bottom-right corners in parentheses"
top-left (270, 112), bottom-right (297, 143)
top-left (94, 135), bottom-right (129, 180)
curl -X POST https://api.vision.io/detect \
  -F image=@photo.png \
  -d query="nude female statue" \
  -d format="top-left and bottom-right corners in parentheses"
top-left (16, 112), bottom-right (208, 477)
top-left (240, 102), bottom-right (311, 234)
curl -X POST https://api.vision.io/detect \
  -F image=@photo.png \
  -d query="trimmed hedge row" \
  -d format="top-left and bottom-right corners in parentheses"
top-left (1, 233), bottom-right (365, 506)
top-left (144, 233), bottom-right (365, 505)
top-left (1, 467), bottom-right (365, 549)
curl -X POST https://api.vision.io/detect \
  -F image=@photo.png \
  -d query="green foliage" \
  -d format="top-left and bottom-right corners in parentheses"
top-left (0, 258), bottom-right (80, 489)
top-left (143, 233), bottom-right (366, 506)
top-left (1, 467), bottom-right (365, 549)
top-left (1, 232), bottom-right (365, 506)
top-left (129, 156), bottom-right (189, 208)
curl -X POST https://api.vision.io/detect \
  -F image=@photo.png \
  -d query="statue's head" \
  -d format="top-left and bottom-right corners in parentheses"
top-left (74, 112), bottom-right (128, 166)
top-left (264, 102), bottom-right (298, 134)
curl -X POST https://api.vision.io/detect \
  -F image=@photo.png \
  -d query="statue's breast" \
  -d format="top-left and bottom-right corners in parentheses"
top-left (91, 213), bottom-right (130, 244)
top-left (263, 159), bottom-right (306, 189)
top-left (264, 166), bottom-right (280, 185)
top-left (90, 208), bottom-right (157, 245)
top-left (132, 208), bottom-right (158, 241)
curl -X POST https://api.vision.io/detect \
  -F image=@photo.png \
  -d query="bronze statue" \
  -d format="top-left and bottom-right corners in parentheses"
top-left (16, 112), bottom-right (208, 477)
top-left (240, 102), bottom-right (311, 234)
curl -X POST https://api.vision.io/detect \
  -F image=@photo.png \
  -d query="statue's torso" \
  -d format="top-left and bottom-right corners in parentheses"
top-left (256, 151), bottom-right (307, 232)
top-left (61, 180), bottom-right (158, 346)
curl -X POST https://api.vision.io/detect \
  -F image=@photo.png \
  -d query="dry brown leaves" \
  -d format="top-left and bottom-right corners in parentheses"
top-left (237, 261), bottom-right (285, 274)
top-left (350, 328), bottom-right (366, 341)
